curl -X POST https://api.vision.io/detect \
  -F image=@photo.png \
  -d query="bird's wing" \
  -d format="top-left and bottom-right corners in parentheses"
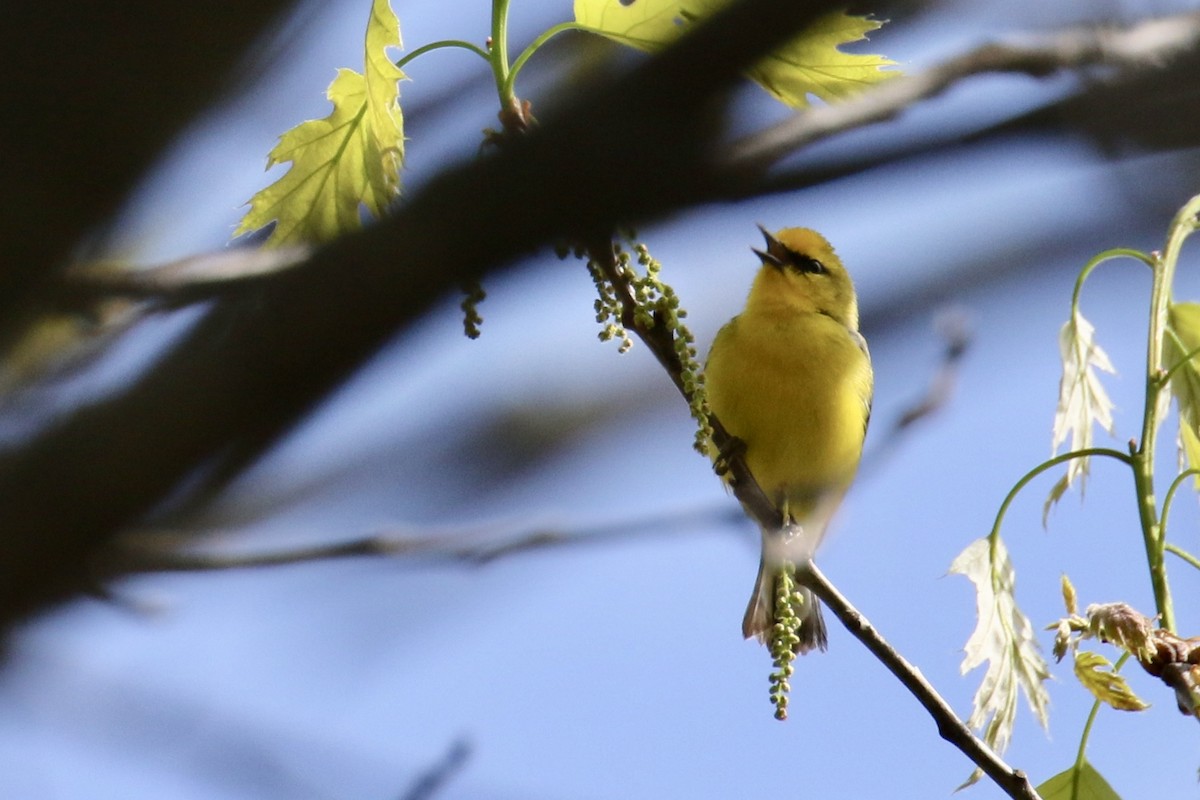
top-left (848, 327), bottom-right (873, 434)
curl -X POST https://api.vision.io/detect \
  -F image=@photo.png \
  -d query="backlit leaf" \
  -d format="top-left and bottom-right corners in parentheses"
top-left (950, 537), bottom-right (1051, 786)
top-left (1165, 301), bottom-right (1200, 486)
top-left (573, 0), bottom-right (684, 50)
top-left (573, 0), bottom-right (899, 108)
top-left (235, 0), bottom-right (405, 245)
top-left (1048, 310), bottom-right (1117, 514)
top-left (1073, 650), bottom-right (1150, 712)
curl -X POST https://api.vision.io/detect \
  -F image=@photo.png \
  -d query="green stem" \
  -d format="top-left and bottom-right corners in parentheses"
top-left (1069, 248), bottom-right (1155, 313)
top-left (1131, 195), bottom-right (1200, 633)
top-left (1136, 252), bottom-right (1172, 629)
top-left (987, 448), bottom-right (1131, 547)
top-left (505, 21), bottom-right (585, 96)
top-left (1069, 653), bottom-right (1129, 800)
top-left (490, 0), bottom-right (514, 103)
top-left (1159, 468), bottom-right (1200, 544)
top-left (395, 39), bottom-right (490, 71)
top-left (1165, 543), bottom-right (1200, 572)
top-left (1158, 334), bottom-right (1200, 385)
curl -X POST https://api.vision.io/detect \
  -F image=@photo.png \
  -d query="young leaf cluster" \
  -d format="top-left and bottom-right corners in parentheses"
top-left (235, 0), bottom-right (899, 247)
top-left (957, 193), bottom-right (1200, 795)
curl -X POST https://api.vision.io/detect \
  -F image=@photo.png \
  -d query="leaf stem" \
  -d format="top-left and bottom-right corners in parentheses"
top-left (395, 39), bottom-right (490, 71)
top-left (988, 448), bottom-right (1131, 548)
top-left (1068, 248), bottom-right (1155, 314)
top-left (1159, 468), bottom-right (1200, 545)
top-left (505, 22), bottom-right (585, 96)
top-left (1165, 542), bottom-right (1200, 572)
top-left (1158, 334), bottom-right (1200, 385)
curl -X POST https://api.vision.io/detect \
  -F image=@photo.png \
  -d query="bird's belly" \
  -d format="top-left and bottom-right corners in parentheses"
top-left (707, 320), bottom-right (869, 509)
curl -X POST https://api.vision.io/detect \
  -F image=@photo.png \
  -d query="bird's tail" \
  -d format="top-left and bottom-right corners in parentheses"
top-left (742, 558), bottom-right (828, 654)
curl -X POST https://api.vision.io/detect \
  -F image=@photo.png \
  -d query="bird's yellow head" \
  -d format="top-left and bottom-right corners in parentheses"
top-left (745, 226), bottom-right (859, 330)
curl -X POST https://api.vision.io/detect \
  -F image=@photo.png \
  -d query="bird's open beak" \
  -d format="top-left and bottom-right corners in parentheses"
top-left (753, 224), bottom-right (784, 269)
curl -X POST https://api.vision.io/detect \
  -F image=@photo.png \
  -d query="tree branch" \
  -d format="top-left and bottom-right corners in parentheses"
top-left (63, 246), bottom-right (313, 305)
top-left (590, 234), bottom-right (1034, 794)
top-left (799, 562), bottom-right (1043, 800)
top-left (0, 0), bottom-right (867, 629)
top-left (97, 505), bottom-right (742, 577)
top-left (53, 11), bottom-right (1200, 323)
top-left (727, 10), bottom-right (1200, 171)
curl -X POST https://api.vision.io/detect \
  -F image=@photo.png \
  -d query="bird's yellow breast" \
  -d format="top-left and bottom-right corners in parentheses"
top-left (705, 310), bottom-right (872, 517)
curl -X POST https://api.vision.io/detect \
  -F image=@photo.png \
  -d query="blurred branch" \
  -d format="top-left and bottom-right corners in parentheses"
top-left (0, 0), bottom-right (296, 328)
top-left (1, 0), bottom-right (863, 628)
top-left (398, 739), bottom-right (472, 800)
top-left (859, 309), bottom-right (971, 482)
top-left (800, 562), bottom-right (1043, 800)
top-left (64, 246), bottom-right (313, 305)
top-left (894, 309), bottom-right (970, 430)
top-left (728, 10), bottom-right (1200, 170)
top-left (99, 506), bottom-right (744, 576)
top-left (99, 308), bottom-right (964, 577)
top-left (50, 10), bottom-right (1200, 325)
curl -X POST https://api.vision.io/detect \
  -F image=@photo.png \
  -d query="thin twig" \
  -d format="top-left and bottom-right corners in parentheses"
top-left (727, 10), bottom-right (1200, 170)
top-left (99, 505), bottom-right (746, 576)
top-left (894, 309), bottom-right (972, 432)
top-left (799, 562), bottom-right (1043, 800)
top-left (585, 239), bottom-right (781, 528)
top-left (586, 235), bottom-right (1028, 792)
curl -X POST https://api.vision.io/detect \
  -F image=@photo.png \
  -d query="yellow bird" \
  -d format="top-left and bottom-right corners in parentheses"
top-left (705, 226), bottom-right (873, 653)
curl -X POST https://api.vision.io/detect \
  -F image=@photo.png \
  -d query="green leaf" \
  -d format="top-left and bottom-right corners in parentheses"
top-left (1048, 311), bottom-right (1117, 510)
top-left (573, 0), bottom-right (899, 108)
top-left (1073, 650), bottom-right (1150, 711)
top-left (1165, 302), bottom-right (1200, 486)
top-left (235, 0), bottom-right (406, 246)
top-left (573, 0), bottom-right (685, 50)
top-left (950, 537), bottom-right (1051, 786)
top-left (1038, 759), bottom-right (1122, 800)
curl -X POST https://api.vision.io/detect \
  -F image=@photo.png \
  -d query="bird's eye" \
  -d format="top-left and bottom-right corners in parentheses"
top-left (790, 255), bottom-right (826, 275)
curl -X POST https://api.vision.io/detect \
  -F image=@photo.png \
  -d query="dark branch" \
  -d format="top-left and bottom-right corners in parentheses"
top-left (0, 0), bottom-right (861, 628)
top-left (800, 563), bottom-right (1043, 800)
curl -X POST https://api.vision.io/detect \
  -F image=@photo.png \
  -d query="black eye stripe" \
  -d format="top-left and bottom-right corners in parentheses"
top-left (761, 236), bottom-right (828, 275)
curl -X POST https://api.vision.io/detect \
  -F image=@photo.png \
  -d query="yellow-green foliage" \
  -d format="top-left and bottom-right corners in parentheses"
top-left (236, 0), bottom-right (406, 246)
top-left (574, 0), bottom-right (899, 107)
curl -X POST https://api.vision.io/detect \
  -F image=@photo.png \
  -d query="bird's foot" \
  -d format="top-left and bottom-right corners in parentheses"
top-left (712, 436), bottom-right (747, 477)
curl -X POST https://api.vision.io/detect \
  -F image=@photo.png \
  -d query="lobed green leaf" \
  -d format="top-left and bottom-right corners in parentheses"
top-left (235, 0), bottom-right (406, 246)
top-left (1072, 650), bottom-right (1150, 712)
top-left (573, 0), bottom-right (899, 108)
